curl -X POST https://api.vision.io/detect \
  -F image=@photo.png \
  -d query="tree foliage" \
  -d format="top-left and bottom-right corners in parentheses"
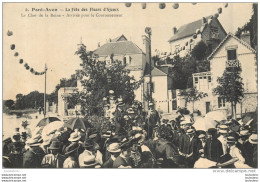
top-left (235, 3), bottom-right (257, 49)
top-left (213, 68), bottom-right (244, 117)
top-left (4, 99), bottom-right (15, 109)
top-left (73, 44), bottom-right (142, 116)
top-left (14, 91), bottom-right (45, 110)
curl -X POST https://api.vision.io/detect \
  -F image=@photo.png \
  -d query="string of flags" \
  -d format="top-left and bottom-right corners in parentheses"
top-left (7, 30), bottom-right (47, 76)
top-left (155, 98), bottom-right (176, 103)
top-left (125, 3), bottom-right (229, 56)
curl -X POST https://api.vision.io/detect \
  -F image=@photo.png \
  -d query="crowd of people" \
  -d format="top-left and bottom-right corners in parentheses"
top-left (2, 99), bottom-right (258, 168)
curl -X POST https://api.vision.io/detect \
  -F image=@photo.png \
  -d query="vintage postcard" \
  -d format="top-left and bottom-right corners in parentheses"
top-left (1, 1), bottom-right (258, 181)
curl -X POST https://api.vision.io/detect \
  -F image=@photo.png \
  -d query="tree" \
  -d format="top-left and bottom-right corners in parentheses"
top-left (213, 68), bottom-right (244, 119)
top-left (4, 99), bottom-right (15, 109)
top-left (180, 87), bottom-right (208, 113)
top-left (235, 4), bottom-right (257, 50)
top-left (73, 44), bottom-right (142, 116)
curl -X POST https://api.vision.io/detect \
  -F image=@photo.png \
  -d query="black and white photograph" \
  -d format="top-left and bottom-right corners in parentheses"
top-left (2, 2), bottom-right (258, 174)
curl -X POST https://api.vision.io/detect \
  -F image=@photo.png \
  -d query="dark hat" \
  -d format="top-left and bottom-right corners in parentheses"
top-left (83, 139), bottom-right (95, 151)
top-left (64, 143), bottom-right (80, 155)
top-left (208, 128), bottom-right (217, 135)
top-left (49, 141), bottom-right (61, 150)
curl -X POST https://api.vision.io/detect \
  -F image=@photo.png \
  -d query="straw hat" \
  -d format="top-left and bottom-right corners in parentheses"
top-left (239, 130), bottom-right (250, 136)
top-left (186, 128), bottom-right (195, 135)
top-left (107, 143), bottom-right (121, 153)
top-left (26, 134), bottom-right (43, 147)
top-left (227, 136), bottom-right (236, 143)
top-left (83, 155), bottom-right (99, 167)
top-left (148, 102), bottom-right (154, 106)
top-left (68, 131), bottom-right (81, 142)
top-left (198, 133), bottom-right (206, 139)
top-left (249, 134), bottom-right (257, 144)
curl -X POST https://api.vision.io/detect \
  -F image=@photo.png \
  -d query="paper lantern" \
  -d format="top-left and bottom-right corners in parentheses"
top-left (125, 3), bottom-right (132, 7)
top-left (190, 39), bottom-right (193, 43)
top-left (214, 13), bottom-right (219, 18)
top-left (218, 8), bottom-right (222, 14)
top-left (159, 3), bottom-right (166, 9)
top-left (173, 3), bottom-right (179, 9)
top-left (196, 29), bottom-right (201, 34)
top-left (183, 46), bottom-right (185, 50)
top-left (26, 66), bottom-right (30, 70)
top-left (193, 34), bottom-right (197, 39)
top-left (10, 44), bottom-right (15, 50)
top-left (224, 3), bottom-right (228, 8)
top-left (192, 3), bottom-right (197, 5)
top-left (35, 72), bottom-right (38, 75)
top-left (142, 3), bottom-right (146, 9)
top-left (7, 30), bottom-right (13, 36)
top-left (186, 42), bottom-right (188, 46)
top-left (30, 68), bottom-right (34, 73)
top-left (14, 52), bottom-right (19, 57)
top-left (19, 59), bottom-right (23, 64)
top-left (24, 63), bottom-right (28, 67)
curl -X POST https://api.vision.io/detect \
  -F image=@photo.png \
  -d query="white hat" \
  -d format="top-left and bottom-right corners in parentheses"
top-left (249, 134), bottom-right (257, 144)
top-left (68, 131), bottom-right (81, 142)
top-left (107, 143), bottom-right (121, 153)
top-left (82, 155), bottom-right (99, 167)
top-left (218, 129), bottom-right (228, 134)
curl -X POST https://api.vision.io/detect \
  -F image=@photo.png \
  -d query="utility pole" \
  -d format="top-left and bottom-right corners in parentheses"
top-left (44, 64), bottom-right (47, 118)
top-left (145, 27), bottom-right (152, 102)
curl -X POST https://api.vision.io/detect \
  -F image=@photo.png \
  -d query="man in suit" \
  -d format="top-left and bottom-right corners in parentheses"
top-left (41, 141), bottom-right (65, 168)
top-left (113, 143), bottom-right (131, 168)
top-left (204, 128), bottom-right (223, 162)
top-left (103, 143), bottom-right (121, 168)
top-left (179, 128), bottom-right (202, 168)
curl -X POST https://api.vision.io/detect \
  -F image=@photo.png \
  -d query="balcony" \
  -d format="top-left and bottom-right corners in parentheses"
top-left (226, 59), bottom-right (241, 72)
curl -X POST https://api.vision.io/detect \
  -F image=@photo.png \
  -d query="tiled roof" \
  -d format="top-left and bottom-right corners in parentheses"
top-left (145, 67), bottom-right (168, 77)
top-left (207, 33), bottom-right (256, 60)
top-left (111, 35), bottom-right (127, 42)
top-left (94, 41), bottom-right (143, 56)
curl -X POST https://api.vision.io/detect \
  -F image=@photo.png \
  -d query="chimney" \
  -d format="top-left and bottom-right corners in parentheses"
top-left (202, 17), bottom-right (207, 24)
top-left (142, 35), bottom-right (154, 67)
top-left (240, 31), bottom-right (251, 45)
top-left (173, 27), bottom-right (177, 34)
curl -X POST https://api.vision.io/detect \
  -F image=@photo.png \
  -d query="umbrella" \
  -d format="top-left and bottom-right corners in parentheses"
top-left (63, 118), bottom-right (86, 131)
top-left (193, 116), bottom-right (218, 131)
top-left (41, 121), bottom-right (64, 137)
top-left (241, 112), bottom-right (257, 125)
top-left (205, 110), bottom-right (227, 122)
top-left (36, 117), bottom-right (61, 127)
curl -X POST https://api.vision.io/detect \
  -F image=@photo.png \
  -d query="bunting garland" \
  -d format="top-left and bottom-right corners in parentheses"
top-left (7, 30), bottom-right (47, 76)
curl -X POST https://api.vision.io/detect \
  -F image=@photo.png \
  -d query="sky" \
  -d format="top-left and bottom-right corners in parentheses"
top-left (3, 2), bottom-right (254, 100)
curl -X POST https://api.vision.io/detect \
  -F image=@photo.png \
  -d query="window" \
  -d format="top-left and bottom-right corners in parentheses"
top-left (218, 97), bottom-right (226, 108)
top-left (227, 49), bottom-right (237, 60)
top-left (208, 76), bottom-right (211, 83)
top-left (123, 57), bottom-right (127, 65)
top-left (210, 26), bottom-right (219, 39)
top-left (195, 77), bottom-right (198, 84)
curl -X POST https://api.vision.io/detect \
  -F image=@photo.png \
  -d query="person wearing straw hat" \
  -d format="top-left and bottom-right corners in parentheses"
top-left (20, 120), bottom-right (32, 139)
top-left (23, 134), bottom-right (45, 168)
top-left (78, 138), bottom-right (102, 168)
top-left (41, 141), bottom-right (65, 168)
top-left (204, 128), bottom-right (223, 163)
top-left (113, 142), bottom-right (132, 168)
top-left (81, 154), bottom-right (101, 168)
top-left (181, 128), bottom-right (202, 168)
top-left (217, 127), bottom-right (229, 155)
top-left (145, 102), bottom-right (160, 139)
top-left (63, 142), bottom-right (80, 168)
top-left (226, 136), bottom-right (249, 168)
top-left (245, 134), bottom-right (258, 168)
top-left (103, 143), bottom-right (121, 168)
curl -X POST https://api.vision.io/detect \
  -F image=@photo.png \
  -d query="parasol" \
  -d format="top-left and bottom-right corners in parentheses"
top-left (205, 110), bottom-right (227, 122)
top-left (41, 121), bottom-right (64, 137)
top-left (63, 118), bottom-right (86, 131)
top-left (36, 117), bottom-right (61, 127)
top-left (193, 116), bottom-right (218, 131)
